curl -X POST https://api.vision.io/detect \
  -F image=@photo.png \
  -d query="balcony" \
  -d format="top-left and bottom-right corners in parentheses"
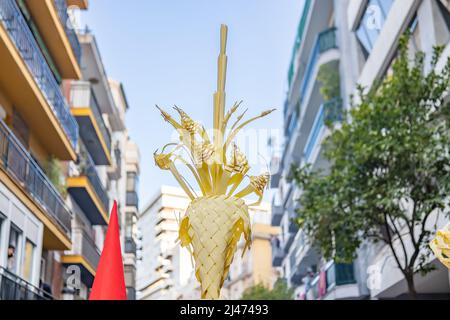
top-left (0, 120), bottom-right (72, 249)
top-left (25, 0), bottom-right (81, 79)
top-left (69, 81), bottom-right (112, 165)
top-left (0, 0), bottom-right (78, 160)
top-left (61, 228), bottom-right (100, 287)
top-left (303, 98), bottom-right (343, 165)
top-left (78, 31), bottom-right (126, 131)
top-left (0, 267), bottom-right (54, 300)
top-left (67, 147), bottom-right (109, 225)
top-left (126, 191), bottom-right (139, 208)
top-left (271, 237), bottom-right (284, 267)
top-left (288, 210), bottom-right (299, 234)
top-left (290, 231), bottom-right (320, 288)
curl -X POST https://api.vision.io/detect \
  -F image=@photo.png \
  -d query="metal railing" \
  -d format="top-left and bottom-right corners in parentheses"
top-left (53, 0), bottom-right (81, 63)
top-left (70, 82), bottom-right (112, 153)
top-left (0, 121), bottom-right (72, 236)
top-left (303, 98), bottom-right (342, 163)
top-left (307, 262), bottom-right (356, 300)
top-left (0, 267), bottom-right (54, 300)
top-left (0, 0), bottom-right (78, 148)
top-left (71, 228), bottom-right (100, 270)
top-left (79, 144), bottom-right (109, 213)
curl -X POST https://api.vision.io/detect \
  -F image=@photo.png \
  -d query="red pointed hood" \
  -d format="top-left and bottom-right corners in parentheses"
top-left (89, 201), bottom-right (127, 300)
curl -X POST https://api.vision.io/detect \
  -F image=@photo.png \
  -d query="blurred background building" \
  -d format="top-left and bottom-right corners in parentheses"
top-left (270, 0), bottom-right (450, 300)
top-left (0, 0), bottom-right (140, 300)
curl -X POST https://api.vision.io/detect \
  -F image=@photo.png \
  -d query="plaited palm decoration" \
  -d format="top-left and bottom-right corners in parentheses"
top-left (154, 25), bottom-right (274, 299)
top-left (430, 223), bottom-right (450, 269)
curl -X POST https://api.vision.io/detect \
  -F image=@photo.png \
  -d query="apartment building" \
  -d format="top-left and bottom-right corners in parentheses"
top-left (0, 0), bottom-right (140, 300)
top-left (271, 0), bottom-right (450, 300)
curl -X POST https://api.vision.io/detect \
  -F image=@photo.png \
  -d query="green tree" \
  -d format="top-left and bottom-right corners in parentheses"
top-left (240, 279), bottom-right (294, 300)
top-left (292, 36), bottom-right (450, 299)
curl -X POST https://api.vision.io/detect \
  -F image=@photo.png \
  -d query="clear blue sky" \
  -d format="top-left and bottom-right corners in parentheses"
top-left (79, 0), bottom-right (303, 208)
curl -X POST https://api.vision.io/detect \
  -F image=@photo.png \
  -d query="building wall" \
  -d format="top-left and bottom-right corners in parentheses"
top-left (273, 0), bottom-right (450, 300)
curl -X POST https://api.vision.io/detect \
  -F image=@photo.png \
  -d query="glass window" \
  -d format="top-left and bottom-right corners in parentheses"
top-left (22, 239), bottom-right (35, 282)
top-left (356, 0), bottom-right (395, 57)
top-left (7, 225), bottom-right (21, 274)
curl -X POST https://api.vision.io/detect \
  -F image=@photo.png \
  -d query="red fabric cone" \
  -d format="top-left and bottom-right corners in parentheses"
top-left (89, 201), bottom-right (127, 300)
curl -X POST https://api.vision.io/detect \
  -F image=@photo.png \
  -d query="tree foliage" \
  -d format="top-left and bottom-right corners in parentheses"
top-left (292, 36), bottom-right (450, 298)
top-left (240, 279), bottom-right (294, 300)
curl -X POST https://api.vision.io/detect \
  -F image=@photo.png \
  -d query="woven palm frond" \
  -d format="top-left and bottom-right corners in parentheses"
top-left (155, 25), bottom-right (274, 299)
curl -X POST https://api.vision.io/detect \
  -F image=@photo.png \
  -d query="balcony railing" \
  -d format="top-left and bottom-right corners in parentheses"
top-left (126, 191), bottom-right (139, 208)
top-left (53, 0), bottom-right (82, 63)
top-left (308, 262), bottom-right (356, 300)
top-left (70, 81), bottom-right (112, 153)
top-left (71, 228), bottom-right (100, 270)
top-left (271, 204), bottom-right (283, 226)
top-left (0, 0), bottom-right (78, 148)
top-left (0, 267), bottom-right (54, 300)
top-left (287, 0), bottom-right (312, 88)
top-left (303, 98), bottom-right (342, 163)
top-left (79, 145), bottom-right (109, 212)
top-left (0, 120), bottom-right (72, 236)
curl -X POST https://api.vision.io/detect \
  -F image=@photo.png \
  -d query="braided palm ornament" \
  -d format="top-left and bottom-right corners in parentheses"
top-left (154, 25), bottom-right (274, 299)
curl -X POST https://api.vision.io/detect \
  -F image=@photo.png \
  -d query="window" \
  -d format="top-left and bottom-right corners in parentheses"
top-left (126, 172), bottom-right (139, 193)
top-left (7, 225), bottom-right (22, 274)
top-left (22, 239), bottom-right (35, 282)
top-left (356, 0), bottom-right (395, 57)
